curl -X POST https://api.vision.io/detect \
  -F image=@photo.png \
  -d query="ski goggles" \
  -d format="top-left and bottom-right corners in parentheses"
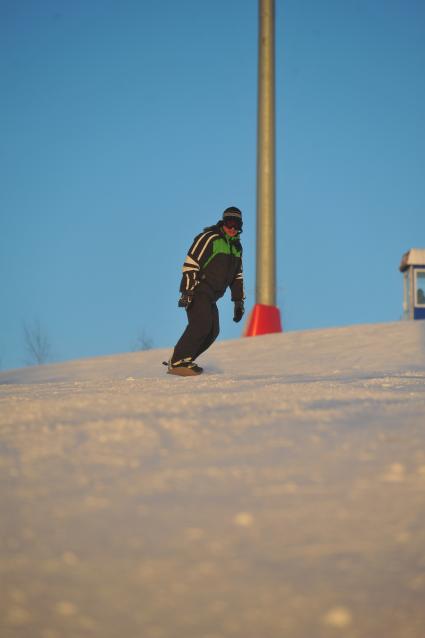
top-left (223, 217), bottom-right (242, 230)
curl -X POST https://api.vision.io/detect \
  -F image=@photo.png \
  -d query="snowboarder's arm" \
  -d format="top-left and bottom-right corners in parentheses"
top-left (179, 231), bottom-right (219, 293)
top-left (230, 261), bottom-right (245, 302)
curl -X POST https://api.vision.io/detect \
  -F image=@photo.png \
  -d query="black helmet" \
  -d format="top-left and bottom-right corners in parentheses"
top-left (222, 206), bottom-right (243, 230)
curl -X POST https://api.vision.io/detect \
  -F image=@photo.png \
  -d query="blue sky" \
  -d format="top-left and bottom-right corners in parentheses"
top-left (1, 0), bottom-right (424, 370)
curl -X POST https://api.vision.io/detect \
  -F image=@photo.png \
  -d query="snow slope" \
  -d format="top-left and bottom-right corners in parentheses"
top-left (1, 321), bottom-right (425, 638)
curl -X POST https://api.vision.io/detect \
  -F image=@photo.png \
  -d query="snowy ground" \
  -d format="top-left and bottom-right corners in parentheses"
top-left (1, 321), bottom-right (425, 638)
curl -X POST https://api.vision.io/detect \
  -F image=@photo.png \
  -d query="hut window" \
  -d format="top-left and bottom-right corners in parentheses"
top-left (416, 270), bottom-right (425, 306)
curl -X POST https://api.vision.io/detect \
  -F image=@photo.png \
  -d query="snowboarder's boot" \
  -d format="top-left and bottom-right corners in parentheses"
top-left (162, 358), bottom-right (203, 376)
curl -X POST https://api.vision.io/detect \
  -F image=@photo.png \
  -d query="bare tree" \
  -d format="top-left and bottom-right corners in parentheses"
top-left (23, 319), bottom-right (51, 365)
top-left (132, 329), bottom-right (153, 352)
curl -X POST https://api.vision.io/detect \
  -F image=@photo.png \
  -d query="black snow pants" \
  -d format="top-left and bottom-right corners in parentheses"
top-left (172, 292), bottom-right (220, 363)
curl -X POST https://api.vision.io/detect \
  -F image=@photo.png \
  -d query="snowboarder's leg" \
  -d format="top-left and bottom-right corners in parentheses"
top-left (171, 293), bottom-right (214, 364)
top-left (192, 302), bottom-right (219, 360)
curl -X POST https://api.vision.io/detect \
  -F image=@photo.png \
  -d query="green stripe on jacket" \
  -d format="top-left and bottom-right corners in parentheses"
top-left (202, 236), bottom-right (242, 270)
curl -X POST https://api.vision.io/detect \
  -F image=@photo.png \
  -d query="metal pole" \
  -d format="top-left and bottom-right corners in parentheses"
top-left (244, 0), bottom-right (281, 337)
top-left (256, 0), bottom-right (276, 306)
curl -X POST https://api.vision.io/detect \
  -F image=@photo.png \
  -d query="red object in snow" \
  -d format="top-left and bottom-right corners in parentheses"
top-left (243, 304), bottom-right (283, 337)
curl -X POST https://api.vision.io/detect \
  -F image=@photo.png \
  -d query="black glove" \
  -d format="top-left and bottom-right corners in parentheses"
top-left (233, 300), bottom-right (245, 323)
top-left (178, 292), bottom-right (194, 309)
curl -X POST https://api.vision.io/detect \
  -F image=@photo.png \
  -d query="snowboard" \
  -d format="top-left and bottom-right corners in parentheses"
top-left (162, 361), bottom-right (203, 376)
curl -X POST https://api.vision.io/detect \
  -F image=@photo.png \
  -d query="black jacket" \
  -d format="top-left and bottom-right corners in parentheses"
top-left (180, 223), bottom-right (244, 302)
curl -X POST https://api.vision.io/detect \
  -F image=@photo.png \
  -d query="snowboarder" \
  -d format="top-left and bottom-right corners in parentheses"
top-left (165, 206), bottom-right (245, 376)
